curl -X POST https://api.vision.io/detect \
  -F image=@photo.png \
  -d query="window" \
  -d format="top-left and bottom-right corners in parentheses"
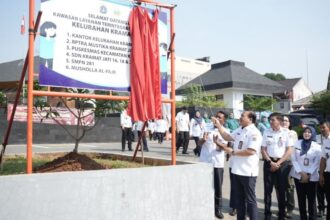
top-left (215, 94), bottom-right (224, 101)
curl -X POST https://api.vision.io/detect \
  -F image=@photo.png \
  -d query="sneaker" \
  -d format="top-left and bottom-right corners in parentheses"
top-left (215, 210), bottom-right (224, 219)
top-left (229, 208), bottom-right (237, 216)
top-left (317, 210), bottom-right (324, 217)
top-left (285, 211), bottom-right (292, 219)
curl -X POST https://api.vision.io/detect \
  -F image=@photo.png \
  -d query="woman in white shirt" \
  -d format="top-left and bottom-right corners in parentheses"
top-left (290, 126), bottom-right (322, 220)
top-left (190, 110), bottom-right (205, 156)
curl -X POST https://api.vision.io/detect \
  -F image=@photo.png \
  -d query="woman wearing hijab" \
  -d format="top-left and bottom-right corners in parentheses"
top-left (190, 110), bottom-right (205, 156)
top-left (290, 126), bottom-right (322, 220)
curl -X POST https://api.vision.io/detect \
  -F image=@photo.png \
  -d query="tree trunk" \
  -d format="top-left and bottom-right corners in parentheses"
top-left (73, 140), bottom-right (79, 153)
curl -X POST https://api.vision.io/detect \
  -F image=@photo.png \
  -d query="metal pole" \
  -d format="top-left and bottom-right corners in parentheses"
top-left (170, 8), bottom-right (176, 165)
top-left (1, 12), bottom-right (42, 164)
top-left (27, 0), bottom-right (35, 173)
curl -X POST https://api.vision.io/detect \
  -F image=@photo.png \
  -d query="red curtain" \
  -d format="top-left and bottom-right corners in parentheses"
top-left (128, 7), bottom-right (162, 121)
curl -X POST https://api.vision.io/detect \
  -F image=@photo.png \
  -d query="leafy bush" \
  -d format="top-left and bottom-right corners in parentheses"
top-left (0, 91), bottom-right (7, 107)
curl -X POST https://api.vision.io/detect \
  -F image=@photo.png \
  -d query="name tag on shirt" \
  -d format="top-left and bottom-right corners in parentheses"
top-left (238, 141), bottom-right (243, 150)
top-left (304, 158), bottom-right (309, 166)
top-left (278, 137), bottom-right (283, 147)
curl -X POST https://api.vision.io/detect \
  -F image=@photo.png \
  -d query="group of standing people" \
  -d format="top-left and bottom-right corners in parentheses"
top-left (175, 107), bottom-right (240, 156)
top-left (198, 110), bottom-right (330, 220)
top-left (120, 109), bottom-right (168, 152)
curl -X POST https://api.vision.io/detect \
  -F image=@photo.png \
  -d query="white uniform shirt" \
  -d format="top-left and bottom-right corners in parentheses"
top-left (175, 111), bottom-right (190, 132)
top-left (287, 129), bottom-right (298, 143)
top-left (321, 139), bottom-right (330, 172)
top-left (200, 128), bottom-right (229, 168)
top-left (136, 121), bottom-right (147, 131)
top-left (229, 124), bottom-right (262, 177)
top-left (120, 110), bottom-right (132, 128)
top-left (262, 127), bottom-right (294, 159)
top-left (316, 134), bottom-right (330, 149)
top-left (290, 140), bottom-right (322, 182)
top-left (190, 118), bottom-right (205, 137)
top-left (155, 119), bottom-right (167, 133)
top-left (148, 121), bottom-right (156, 133)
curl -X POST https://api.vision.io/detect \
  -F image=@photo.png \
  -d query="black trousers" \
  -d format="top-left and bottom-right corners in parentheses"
top-left (285, 163), bottom-right (295, 212)
top-left (121, 127), bottom-right (132, 151)
top-left (232, 174), bottom-right (258, 220)
top-left (229, 168), bottom-right (236, 209)
top-left (156, 132), bottom-right (165, 143)
top-left (264, 160), bottom-right (290, 219)
top-left (317, 180), bottom-right (327, 212)
top-left (214, 168), bottom-right (224, 212)
top-left (137, 131), bottom-right (148, 151)
top-left (324, 172), bottom-right (330, 220)
top-left (294, 178), bottom-right (317, 220)
top-left (176, 131), bottom-right (189, 153)
top-left (193, 136), bottom-right (201, 156)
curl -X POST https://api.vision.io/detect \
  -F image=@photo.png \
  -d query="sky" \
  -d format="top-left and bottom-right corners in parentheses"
top-left (1, 0), bottom-right (329, 92)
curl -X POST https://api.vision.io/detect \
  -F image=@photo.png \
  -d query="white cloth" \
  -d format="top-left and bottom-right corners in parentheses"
top-left (229, 124), bottom-right (262, 177)
top-left (148, 121), bottom-right (156, 133)
top-left (155, 119), bottom-right (167, 133)
top-left (189, 118), bottom-right (205, 137)
top-left (175, 111), bottom-right (190, 132)
top-left (200, 128), bottom-right (228, 168)
top-left (287, 129), bottom-right (298, 143)
top-left (120, 110), bottom-right (132, 128)
top-left (261, 127), bottom-right (294, 158)
top-left (290, 140), bottom-right (322, 182)
top-left (316, 134), bottom-right (330, 149)
top-left (321, 139), bottom-right (330, 172)
top-left (136, 121), bottom-right (147, 131)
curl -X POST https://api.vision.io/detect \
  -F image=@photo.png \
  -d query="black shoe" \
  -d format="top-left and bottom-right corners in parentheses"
top-left (285, 210), bottom-right (292, 219)
top-left (182, 152), bottom-right (189, 155)
top-left (193, 148), bottom-right (198, 156)
top-left (215, 210), bottom-right (224, 219)
top-left (128, 149), bottom-right (133, 151)
top-left (121, 149), bottom-right (125, 152)
top-left (264, 215), bottom-right (272, 220)
top-left (317, 210), bottom-right (324, 217)
top-left (229, 208), bottom-right (237, 216)
top-left (144, 149), bottom-right (149, 152)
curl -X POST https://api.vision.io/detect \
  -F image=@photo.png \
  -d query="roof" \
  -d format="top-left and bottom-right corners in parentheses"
top-left (277, 78), bottom-right (301, 90)
top-left (292, 90), bottom-right (326, 107)
top-left (176, 60), bottom-right (285, 94)
top-left (0, 57), bottom-right (39, 88)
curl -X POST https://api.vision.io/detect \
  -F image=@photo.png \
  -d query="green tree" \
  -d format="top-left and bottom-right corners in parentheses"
top-left (264, 73), bottom-right (286, 81)
top-left (35, 88), bottom-right (126, 153)
top-left (311, 91), bottom-right (330, 119)
top-left (177, 83), bottom-right (225, 108)
top-left (0, 91), bottom-right (7, 107)
top-left (243, 95), bottom-right (276, 112)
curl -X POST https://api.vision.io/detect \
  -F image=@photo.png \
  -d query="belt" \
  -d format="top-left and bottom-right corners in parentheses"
top-left (269, 157), bottom-right (280, 162)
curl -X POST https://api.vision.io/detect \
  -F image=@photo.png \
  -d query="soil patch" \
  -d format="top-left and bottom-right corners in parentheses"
top-left (34, 152), bottom-right (106, 173)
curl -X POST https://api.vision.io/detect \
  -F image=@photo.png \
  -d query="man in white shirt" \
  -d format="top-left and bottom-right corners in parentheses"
top-left (200, 111), bottom-right (229, 219)
top-left (319, 124), bottom-right (330, 220)
top-left (120, 109), bottom-right (133, 152)
top-left (261, 113), bottom-right (293, 220)
top-left (175, 106), bottom-right (190, 154)
top-left (213, 111), bottom-right (262, 220)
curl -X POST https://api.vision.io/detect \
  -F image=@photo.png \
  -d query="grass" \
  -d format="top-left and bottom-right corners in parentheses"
top-left (0, 153), bottom-right (146, 176)
top-left (0, 156), bottom-right (49, 175)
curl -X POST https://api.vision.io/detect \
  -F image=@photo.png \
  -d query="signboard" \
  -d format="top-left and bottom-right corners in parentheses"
top-left (39, 0), bottom-right (168, 93)
top-left (7, 104), bottom-right (95, 126)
